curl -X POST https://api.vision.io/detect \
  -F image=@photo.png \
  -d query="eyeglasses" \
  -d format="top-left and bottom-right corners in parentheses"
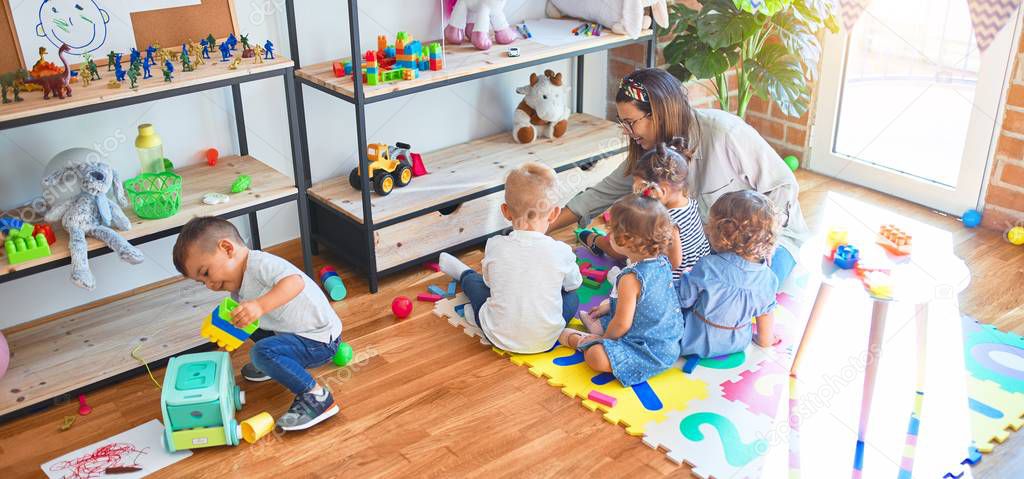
top-left (617, 113), bottom-right (650, 136)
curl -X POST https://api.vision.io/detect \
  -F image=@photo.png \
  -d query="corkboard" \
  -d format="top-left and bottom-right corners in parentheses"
top-left (0, 0), bottom-right (238, 72)
top-left (130, 1), bottom-right (239, 52)
top-left (0, 0), bottom-right (22, 71)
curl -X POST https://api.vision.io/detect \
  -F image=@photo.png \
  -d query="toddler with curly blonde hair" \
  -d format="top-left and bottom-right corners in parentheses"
top-left (677, 190), bottom-right (779, 358)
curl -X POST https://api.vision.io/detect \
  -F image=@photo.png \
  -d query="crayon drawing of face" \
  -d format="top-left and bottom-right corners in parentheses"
top-left (35, 0), bottom-right (110, 56)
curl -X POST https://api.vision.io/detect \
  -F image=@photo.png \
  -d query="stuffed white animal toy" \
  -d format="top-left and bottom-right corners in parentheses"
top-left (444, 0), bottom-right (517, 50)
top-left (546, 0), bottom-right (670, 39)
top-left (42, 161), bottom-right (144, 290)
top-left (513, 70), bottom-right (570, 144)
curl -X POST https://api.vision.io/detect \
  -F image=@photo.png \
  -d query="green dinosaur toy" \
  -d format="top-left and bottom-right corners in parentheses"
top-left (0, 69), bottom-right (28, 103)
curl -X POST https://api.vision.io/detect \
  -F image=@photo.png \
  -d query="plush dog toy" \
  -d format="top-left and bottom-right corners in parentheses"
top-left (513, 70), bottom-right (570, 144)
top-left (546, 0), bottom-right (670, 38)
top-left (444, 0), bottom-right (517, 50)
top-left (42, 161), bottom-right (144, 290)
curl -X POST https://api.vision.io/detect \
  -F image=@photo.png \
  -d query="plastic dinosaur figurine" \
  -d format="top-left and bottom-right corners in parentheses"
top-left (26, 44), bottom-right (72, 99)
top-left (0, 69), bottom-right (28, 103)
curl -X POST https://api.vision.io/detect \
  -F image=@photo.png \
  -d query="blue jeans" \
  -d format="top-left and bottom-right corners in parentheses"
top-left (459, 270), bottom-right (580, 332)
top-left (770, 247), bottom-right (797, 288)
top-left (250, 333), bottom-right (339, 395)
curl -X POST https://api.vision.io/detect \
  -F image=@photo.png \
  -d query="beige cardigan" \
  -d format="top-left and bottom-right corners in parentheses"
top-left (566, 108), bottom-right (808, 259)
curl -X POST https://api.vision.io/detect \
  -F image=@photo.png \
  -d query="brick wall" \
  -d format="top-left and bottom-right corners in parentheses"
top-left (606, 39), bottom-right (812, 165)
top-left (983, 33), bottom-right (1024, 229)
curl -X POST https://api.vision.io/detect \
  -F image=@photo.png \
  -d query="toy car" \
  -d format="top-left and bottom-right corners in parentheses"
top-left (349, 142), bottom-right (415, 196)
top-left (160, 351), bottom-right (244, 452)
top-left (507, 47), bottom-right (520, 57)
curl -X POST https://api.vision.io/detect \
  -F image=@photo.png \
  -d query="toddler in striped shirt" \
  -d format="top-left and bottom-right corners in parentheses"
top-left (630, 138), bottom-right (712, 279)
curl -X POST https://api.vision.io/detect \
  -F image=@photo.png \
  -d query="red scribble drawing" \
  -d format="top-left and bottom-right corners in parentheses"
top-left (49, 442), bottom-right (148, 479)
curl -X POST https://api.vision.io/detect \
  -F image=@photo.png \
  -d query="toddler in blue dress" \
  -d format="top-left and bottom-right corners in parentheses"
top-left (560, 195), bottom-right (683, 386)
top-left (677, 190), bottom-right (779, 358)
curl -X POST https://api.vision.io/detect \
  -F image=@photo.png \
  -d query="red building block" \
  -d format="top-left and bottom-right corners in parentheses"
top-left (33, 224), bottom-right (56, 245)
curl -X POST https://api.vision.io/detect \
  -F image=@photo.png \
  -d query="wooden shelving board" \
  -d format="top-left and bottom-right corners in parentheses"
top-left (0, 278), bottom-right (222, 417)
top-left (0, 56), bottom-right (292, 125)
top-left (308, 113), bottom-right (626, 224)
top-left (1, 155), bottom-right (297, 278)
top-left (295, 31), bottom-right (650, 101)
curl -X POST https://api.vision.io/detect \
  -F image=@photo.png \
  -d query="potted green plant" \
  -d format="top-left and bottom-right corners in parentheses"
top-left (661, 0), bottom-right (839, 118)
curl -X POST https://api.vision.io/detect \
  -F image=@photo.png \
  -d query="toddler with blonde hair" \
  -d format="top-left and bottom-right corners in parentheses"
top-left (439, 162), bottom-right (582, 353)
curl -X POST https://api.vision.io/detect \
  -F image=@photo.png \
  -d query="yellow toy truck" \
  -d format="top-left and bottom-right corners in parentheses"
top-left (349, 142), bottom-right (415, 196)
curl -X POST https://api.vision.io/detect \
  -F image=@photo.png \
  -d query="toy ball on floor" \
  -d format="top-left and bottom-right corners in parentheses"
top-left (962, 209), bottom-right (982, 228)
top-left (0, 332), bottom-right (9, 380)
top-left (783, 155), bottom-right (800, 172)
top-left (333, 342), bottom-right (354, 367)
top-left (1009, 226), bottom-right (1024, 246)
top-left (391, 296), bottom-right (413, 319)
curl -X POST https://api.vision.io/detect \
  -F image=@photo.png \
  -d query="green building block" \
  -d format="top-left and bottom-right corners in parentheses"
top-left (5, 231), bottom-right (51, 264)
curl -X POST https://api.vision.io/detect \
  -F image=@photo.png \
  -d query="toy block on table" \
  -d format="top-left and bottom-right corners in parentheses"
top-left (582, 277), bottom-right (601, 289)
top-left (878, 224), bottom-right (912, 255)
top-left (588, 390), bottom-right (617, 407)
top-left (833, 244), bottom-right (859, 269)
top-left (4, 227), bottom-right (51, 264)
top-left (0, 216), bottom-right (23, 234)
top-left (200, 297), bottom-right (259, 351)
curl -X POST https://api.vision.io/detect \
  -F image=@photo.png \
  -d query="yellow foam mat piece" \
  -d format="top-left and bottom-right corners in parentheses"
top-left (968, 376), bottom-right (1024, 453)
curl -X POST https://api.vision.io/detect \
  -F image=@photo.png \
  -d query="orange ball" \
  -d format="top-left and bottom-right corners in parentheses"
top-left (206, 148), bottom-right (219, 166)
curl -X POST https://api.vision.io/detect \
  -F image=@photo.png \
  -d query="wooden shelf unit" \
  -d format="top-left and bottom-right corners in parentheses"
top-left (308, 113), bottom-right (626, 225)
top-left (295, 31), bottom-right (652, 103)
top-left (1, 155), bottom-right (297, 281)
top-left (0, 279), bottom-right (223, 419)
top-left (0, 41), bottom-right (314, 420)
top-left (286, 0), bottom-right (655, 292)
top-left (0, 57), bottom-right (292, 129)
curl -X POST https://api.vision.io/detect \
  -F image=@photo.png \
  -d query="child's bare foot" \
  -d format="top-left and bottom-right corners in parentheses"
top-left (579, 311), bottom-right (604, 335)
top-left (559, 328), bottom-right (599, 350)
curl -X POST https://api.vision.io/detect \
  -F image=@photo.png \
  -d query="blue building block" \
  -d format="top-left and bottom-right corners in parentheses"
top-left (0, 217), bottom-right (23, 234)
top-left (384, 47), bottom-right (396, 57)
top-left (833, 244), bottom-right (859, 269)
top-left (447, 280), bottom-right (456, 297)
top-left (427, 284), bottom-right (447, 297)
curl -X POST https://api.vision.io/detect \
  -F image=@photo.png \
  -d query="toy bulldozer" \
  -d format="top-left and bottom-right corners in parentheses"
top-left (349, 142), bottom-right (420, 196)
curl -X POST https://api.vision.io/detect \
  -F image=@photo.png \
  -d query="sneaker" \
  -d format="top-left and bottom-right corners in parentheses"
top-left (241, 363), bottom-right (271, 382)
top-left (276, 389), bottom-right (339, 431)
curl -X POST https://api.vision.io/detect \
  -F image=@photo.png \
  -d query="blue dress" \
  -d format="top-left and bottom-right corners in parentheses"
top-left (596, 256), bottom-right (683, 386)
top-left (677, 252), bottom-right (778, 358)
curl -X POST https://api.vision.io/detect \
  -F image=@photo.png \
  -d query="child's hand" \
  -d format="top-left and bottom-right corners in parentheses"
top-left (231, 301), bottom-right (264, 328)
top-left (589, 299), bottom-right (610, 317)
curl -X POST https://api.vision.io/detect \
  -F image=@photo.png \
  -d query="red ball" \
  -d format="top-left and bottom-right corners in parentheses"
top-left (206, 148), bottom-right (219, 166)
top-left (391, 296), bottom-right (413, 319)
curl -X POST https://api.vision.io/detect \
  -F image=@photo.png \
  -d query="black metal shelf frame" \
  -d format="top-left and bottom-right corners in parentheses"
top-left (0, 64), bottom-right (315, 281)
top-left (286, 0), bottom-right (654, 292)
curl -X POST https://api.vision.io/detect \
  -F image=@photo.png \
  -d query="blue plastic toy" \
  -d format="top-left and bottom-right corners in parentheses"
top-left (142, 57), bottom-right (152, 79)
top-left (0, 216), bottom-right (23, 234)
top-left (833, 244), bottom-right (860, 270)
top-left (226, 33), bottom-right (238, 50)
top-left (146, 45), bottom-right (157, 63)
top-left (114, 61), bottom-right (126, 82)
top-left (219, 42), bottom-right (231, 61)
top-left (130, 48), bottom-right (140, 66)
top-left (264, 40), bottom-right (274, 59)
top-left (200, 39), bottom-right (210, 59)
top-left (962, 209), bottom-right (982, 228)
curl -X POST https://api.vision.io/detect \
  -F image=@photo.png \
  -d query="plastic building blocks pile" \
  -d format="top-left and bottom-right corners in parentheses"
top-left (332, 32), bottom-right (444, 84)
top-left (200, 297), bottom-right (260, 352)
top-left (3, 221), bottom-right (52, 265)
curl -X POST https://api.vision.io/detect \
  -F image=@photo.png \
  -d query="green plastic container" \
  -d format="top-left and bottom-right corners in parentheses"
top-left (124, 172), bottom-right (183, 219)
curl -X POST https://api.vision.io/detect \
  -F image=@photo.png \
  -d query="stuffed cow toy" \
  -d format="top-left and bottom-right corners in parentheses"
top-left (42, 161), bottom-right (144, 290)
top-left (546, 0), bottom-right (670, 39)
top-left (513, 70), bottom-right (570, 144)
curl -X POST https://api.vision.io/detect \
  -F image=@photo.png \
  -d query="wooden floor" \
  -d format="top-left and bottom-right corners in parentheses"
top-left (1, 170), bottom-right (1021, 478)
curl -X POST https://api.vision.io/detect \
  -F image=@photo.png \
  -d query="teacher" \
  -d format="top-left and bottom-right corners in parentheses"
top-left (552, 68), bottom-right (808, 284)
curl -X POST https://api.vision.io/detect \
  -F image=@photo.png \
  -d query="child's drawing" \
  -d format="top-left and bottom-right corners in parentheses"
top-left (41, 420), bottom-right (190, 479)
top-left (34, 0), bottom-right (111, 57)
top-left (13, 1), bottom-right (200, 65)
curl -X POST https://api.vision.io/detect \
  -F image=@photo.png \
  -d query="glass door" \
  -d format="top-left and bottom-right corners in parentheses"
top-left (810, 1), bottom-right (1022, 214)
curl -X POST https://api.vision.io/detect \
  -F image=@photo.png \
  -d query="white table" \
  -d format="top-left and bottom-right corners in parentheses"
top-left (790, 195), bottom-right (970, 476)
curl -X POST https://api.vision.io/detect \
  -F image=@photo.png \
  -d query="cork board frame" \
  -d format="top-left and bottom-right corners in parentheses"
top-left (0, 0), bottom-right (239, 72)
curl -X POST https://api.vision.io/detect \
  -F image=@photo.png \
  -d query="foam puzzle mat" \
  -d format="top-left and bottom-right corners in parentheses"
top-left (961, 316), bottom-right (1024, 454)
top-left (433, 247), bottom-right (807, 478)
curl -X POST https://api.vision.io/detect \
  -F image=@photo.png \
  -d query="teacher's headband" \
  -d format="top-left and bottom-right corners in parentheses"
top-left (619, 77), bottom-right (649, 103)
